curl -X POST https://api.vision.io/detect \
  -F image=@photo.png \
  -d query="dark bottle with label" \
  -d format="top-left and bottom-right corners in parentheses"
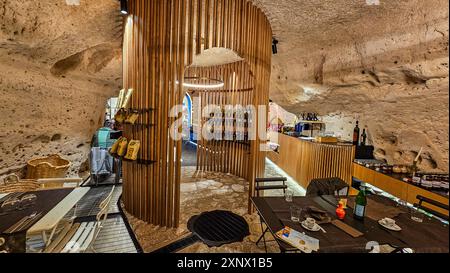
top-left (353, 121), bottom-right (360, 146)
top-left (354, 187), bottom-right (367, 220)
top-left (361, 129), bottom-right (367, 146)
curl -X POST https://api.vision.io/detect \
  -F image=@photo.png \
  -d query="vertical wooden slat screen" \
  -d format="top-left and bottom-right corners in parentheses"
top-left (122, 0), bottom-right (272, 227)
top-left (186, 61), bottom-right (254, 181)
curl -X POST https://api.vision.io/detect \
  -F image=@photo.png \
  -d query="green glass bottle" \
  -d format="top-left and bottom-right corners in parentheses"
top-left (354, 186), bottom-right (367, 220)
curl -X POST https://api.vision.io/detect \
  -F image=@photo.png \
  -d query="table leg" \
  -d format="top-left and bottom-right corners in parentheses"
top-left (41, 231), bottom-right (48, 245)
top-left (43, 226), bottom-right (58, 247)
top-left (256, 218), bottom-right (269, 253)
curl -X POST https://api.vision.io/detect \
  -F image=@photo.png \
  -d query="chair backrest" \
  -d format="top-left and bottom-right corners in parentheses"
top-left (416, 195), bottom-right (449, 221)
top-left (254, 177), bottom-right (288, 197)
top-left (92, 186), bottom-right (116, 240)
top-left (306, 177), bottom-right (349, 197)
top-left (255, 177), bottom-right (287, 183)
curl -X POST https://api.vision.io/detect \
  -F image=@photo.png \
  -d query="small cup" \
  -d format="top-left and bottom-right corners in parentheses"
top-left (382, 218), bottom-right (396, 227)
top-left (305, 217), bottom-right (316, 228)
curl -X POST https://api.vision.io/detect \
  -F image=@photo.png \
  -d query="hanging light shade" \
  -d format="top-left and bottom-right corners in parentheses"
top-left (179, 77), bottom-right (224, 90)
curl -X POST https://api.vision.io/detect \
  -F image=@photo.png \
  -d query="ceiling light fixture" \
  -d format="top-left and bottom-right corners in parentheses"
top-left (120, 0), bottom-right (128, 15)
top-left (178, 77), bottom-right (225, 90)
top-left (272, 38), bottom-right (279, 55)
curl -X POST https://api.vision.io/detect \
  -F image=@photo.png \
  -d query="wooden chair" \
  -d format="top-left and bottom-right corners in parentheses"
top-left (306, 177), bottom-right (349, 197)
top-left (415, 195), bottom-right (449, 221)
top-left (255, 177), bottom-right (288, 197)
top-left (44, 186), bottom-right (115, 253)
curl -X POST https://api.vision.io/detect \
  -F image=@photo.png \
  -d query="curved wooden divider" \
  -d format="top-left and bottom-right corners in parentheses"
top-left (121, 0), bottom-right (272, 227)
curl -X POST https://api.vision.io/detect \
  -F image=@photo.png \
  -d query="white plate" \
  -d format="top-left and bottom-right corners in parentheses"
top-left (301, 221), bottom-right (321, 232)
top-left (378, 220), bottom-right (402, 231)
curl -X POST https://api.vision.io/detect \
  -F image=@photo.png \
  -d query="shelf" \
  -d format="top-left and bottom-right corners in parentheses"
top-left (298, 120), bottom-right (325, 124)
top-left (126, 108), bottom-right (155, 114)
top-left (110, 153), bottom-right (156, 165)
top-left (123, 123), bottom-right (156, 129)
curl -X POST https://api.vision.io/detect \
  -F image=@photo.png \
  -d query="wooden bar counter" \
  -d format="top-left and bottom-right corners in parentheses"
top-left (353, 163), bottom-right (449, 217)
top-left (267, 133), bottom-right (355, 189)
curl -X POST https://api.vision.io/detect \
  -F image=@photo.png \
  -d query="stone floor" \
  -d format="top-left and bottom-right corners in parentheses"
top-left (124, 159), bottom-right (307, 253)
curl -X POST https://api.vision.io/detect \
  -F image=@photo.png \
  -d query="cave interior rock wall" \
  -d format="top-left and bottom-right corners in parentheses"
top-left (0, 0), bottom-right (448, 178)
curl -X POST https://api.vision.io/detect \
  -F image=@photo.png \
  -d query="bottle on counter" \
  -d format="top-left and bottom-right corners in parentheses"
top-left (421, 175), bottom-right (433, 189)
top-left (412, 174), bottom-right (421, 185)
top-left (354, 186), bottom-right (367, 220)
top-left (353, 121), bottom-right (360, 146)
top-left (361, 129), bottom-right (367, 146)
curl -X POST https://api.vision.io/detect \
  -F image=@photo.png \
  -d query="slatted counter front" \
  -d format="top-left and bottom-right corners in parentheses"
top-left (267, 133), bottom-right (355, 189)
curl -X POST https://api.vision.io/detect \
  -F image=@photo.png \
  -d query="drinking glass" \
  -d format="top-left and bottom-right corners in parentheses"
top-left (290, 206), bottom-right (302, 223)
top-left (285, 189), bottom-right (294, 203)
top-left (410, 207), bottom-right (424, 223)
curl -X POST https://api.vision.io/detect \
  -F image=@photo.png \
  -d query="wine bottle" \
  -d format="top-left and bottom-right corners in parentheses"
top-left (353, 121), bottom-right (360, 146)
top-left (353, 186), bottom-right (367, 220)
top-left (361, 129), bottom-right (367, 146)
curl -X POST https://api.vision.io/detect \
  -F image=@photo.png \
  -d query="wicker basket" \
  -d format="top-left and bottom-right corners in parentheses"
top-left (0, 174), bottom-right (41, 194)
top-left (26, 154), bottom-right (71, 179)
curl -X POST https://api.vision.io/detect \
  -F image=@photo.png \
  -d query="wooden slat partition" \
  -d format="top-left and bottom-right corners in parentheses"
top-left (122, 0), bottom-right (272, 227)
top-left (186, 61), bottom-right (254, 181)
top-left (267, 133), bottom-right (356, 189)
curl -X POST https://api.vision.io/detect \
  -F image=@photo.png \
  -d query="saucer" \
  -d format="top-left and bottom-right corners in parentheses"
top-left (378, 219), bottom-right (402, 231)
top-left (301, 221), bottom-right (321, 232)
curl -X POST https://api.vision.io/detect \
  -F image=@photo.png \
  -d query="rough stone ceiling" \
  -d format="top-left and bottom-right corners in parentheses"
top-left (254, 0), bottom-right (448, 54)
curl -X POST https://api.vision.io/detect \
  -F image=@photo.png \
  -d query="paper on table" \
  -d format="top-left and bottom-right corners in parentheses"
top-left (276, 226), bottom-right (320, 253)
top-left (331, 220), bottom-right (364, 238)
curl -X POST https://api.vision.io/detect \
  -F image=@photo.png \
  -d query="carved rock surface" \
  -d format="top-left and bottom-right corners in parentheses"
top-left (0, 0), bottom-right (448, 176)
top-left (0, 0), bottom-right (122, 177)
top-left (255, 0), bottom-right (449, 172)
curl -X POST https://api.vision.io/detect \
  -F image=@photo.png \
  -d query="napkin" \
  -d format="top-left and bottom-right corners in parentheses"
top-left (305, 206), bottom-right (332, 224)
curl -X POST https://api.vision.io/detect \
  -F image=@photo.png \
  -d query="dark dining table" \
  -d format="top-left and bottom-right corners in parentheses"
top-left (251, 195), bottom-right (449, 253)
top-left (0, 188), bottom-right (77, 253)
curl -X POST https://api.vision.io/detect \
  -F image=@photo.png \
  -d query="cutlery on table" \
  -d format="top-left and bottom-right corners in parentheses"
top-left (17, 212), bottom-right (42, 232)
top-left (4, 215), bottom-right (30, 233)
top-left (14, 212), bottom-right (42, 232)
top-left (0, 192), bottom-right (20, 204)
top-left (4, 212), bottom-right (41, 234)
